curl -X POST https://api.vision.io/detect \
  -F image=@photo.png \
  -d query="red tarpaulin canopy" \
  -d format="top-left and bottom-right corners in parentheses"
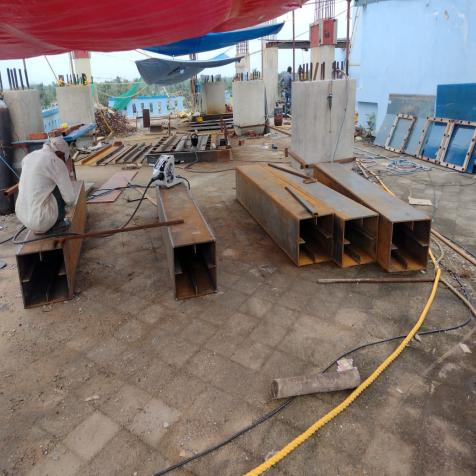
top-left (0, 0), bottom-right (302, 60)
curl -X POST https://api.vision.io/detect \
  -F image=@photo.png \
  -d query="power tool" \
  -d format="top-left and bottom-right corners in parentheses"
top-left (151, 154), bottom-right (184, 188)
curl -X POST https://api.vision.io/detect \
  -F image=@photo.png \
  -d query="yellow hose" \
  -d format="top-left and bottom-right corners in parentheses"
top-left (245, 167), bottom-right (441, 475)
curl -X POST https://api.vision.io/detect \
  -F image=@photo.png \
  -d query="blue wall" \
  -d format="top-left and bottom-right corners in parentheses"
top-left (110, 95), bottom-right (185, 118)
top-left (42, 106), bottom-right (60, 132)
top-left (350, 0), bottom-right (476, 129)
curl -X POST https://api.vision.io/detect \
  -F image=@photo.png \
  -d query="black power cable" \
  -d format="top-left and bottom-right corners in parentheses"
top-left (154, 292), bottom-right (474, 476)
top-left (120, 178), bottom-right (156, 229)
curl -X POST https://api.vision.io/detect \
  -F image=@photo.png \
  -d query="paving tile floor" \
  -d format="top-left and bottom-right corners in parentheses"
top-left (0, 138), bottom-right (474, 475)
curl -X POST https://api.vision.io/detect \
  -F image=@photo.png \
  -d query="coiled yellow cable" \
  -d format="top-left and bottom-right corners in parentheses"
top-left (245, 251), bottom-right (440, 475)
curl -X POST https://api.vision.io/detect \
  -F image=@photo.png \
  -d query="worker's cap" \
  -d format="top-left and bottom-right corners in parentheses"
top-left (49, 136), bottom-right (70, 161)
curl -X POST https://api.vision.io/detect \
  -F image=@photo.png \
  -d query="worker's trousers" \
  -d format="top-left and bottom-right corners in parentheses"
top-left (52, 186), bottom-right (66, 226)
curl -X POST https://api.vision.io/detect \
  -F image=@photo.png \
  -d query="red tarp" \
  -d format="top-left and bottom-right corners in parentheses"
top-left (0, 1), bottom-right (302, 60)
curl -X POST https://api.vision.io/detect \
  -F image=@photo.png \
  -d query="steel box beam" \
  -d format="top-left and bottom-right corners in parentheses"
top-left (16, 181), bottom-right (87, 308)
top-left (157, 183), bottom-right (217, 299)
top-left (236, 165), bottom-right (334, 267)
top-left (313, 163), bottom-right (431, 272)
top-left (274, 169), bottom-right (378, 267)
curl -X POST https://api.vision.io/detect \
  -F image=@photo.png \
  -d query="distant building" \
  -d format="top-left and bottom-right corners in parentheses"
top-left (351, 0), bottom-right (476, 131)
top-left (42, 106), bottom-right (60, 132)
top-left (109, 95), bottom-right (185, 118)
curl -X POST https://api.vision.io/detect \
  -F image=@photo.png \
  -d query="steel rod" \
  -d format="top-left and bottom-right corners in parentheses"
top-left (22, 59), bottom-right (30, 88)
top-left (54, 220), bottom-right (184, 243)
top-left (431, 230), bottom-right (476, 267)
top-left (267, 163), bottom-right (316, 182)
top-left (315, 277), bottom-right (434, 284)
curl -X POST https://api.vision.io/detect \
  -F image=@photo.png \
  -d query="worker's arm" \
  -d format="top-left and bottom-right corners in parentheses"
top-left (53, 158), bottom-right (76, 206)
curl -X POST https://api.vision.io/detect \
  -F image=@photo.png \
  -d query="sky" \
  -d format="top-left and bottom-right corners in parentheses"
top-left (0, 1), bottom-right (351, 86)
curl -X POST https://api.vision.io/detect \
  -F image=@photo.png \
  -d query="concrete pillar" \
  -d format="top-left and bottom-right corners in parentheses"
top-left (310, 45), bottom-right (335, 80)
top-left (201, 82), bottom-right (226, 115)
top-left (232, 80), bottom-right (266, 136)
top-left (291, 79), bottom-right (356, 165)
top-left (56, 85), bottom-right (95, 125)
top-left (262, 46), bottom-right (279, 116)
top-left (3, 89), bottom-right (43, 141)
top-left (235, 54), bottom-right (251, 77)
top-left (72, 51), bottom-right (92, 82)
top-left (3, 89), bottom-right (44, 169)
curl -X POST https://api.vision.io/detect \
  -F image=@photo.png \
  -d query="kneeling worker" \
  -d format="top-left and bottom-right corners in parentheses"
top-left (15, 137), bottom-right (75, 234)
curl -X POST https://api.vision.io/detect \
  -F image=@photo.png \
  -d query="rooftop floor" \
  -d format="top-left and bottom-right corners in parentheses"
top-left (0, 136), bottom-right (474, 475)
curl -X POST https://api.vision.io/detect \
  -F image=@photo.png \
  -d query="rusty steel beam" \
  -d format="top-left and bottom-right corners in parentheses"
top-left (157, 183), bottom-right (217, 300)
top-left (236, 165), bottom-right (334, 267)
top-left (16, 181), bottom-right (87, 308)
top-left (313, 163), bottom-right (431, 272)
top-left (275, 170), bottom-right (378, 268)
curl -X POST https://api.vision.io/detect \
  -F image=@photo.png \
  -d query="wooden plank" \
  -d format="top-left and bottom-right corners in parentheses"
top-left (87, 170), bottom-right (138, 204)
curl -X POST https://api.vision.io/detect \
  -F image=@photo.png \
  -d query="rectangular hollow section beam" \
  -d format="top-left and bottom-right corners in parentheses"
top-left (156, 183), bottom-right (217, 299)
top-left (313, 163), bottom-right (431, 272)
top-left (16, 181), bottom-right (87, 308)
top-left (236, 165), bottom-right (334, 267)
top-left (275, 171), bottom-right (378, 267)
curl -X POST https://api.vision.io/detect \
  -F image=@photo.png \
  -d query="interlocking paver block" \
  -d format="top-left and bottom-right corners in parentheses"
top-left (64, 411), bottom-right (119, 461)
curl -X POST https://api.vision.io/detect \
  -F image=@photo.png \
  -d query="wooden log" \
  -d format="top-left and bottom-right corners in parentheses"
top-left (272, 368), bottom-right (361, 399)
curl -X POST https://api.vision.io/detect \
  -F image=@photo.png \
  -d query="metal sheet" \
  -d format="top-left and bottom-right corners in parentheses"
top-left (386, 115), bottom-right (415, 153)
top-left (435, 83), bottom-right (476, 122)
top-left (404, 117), bottom-right (427, 156)
top-left (420, 121), bottom-right (447, 161)
top-left (374, 113), bottom-right (396, 147)
top-left (387, 94), bottom-right (435, 117)
top-left (313, 163), bottom-right (431, 272)
top-left (440, 122), bottom-right (476, 173)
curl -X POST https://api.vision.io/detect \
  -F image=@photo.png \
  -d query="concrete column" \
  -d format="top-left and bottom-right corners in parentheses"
top-left (201, 82), bottom-right (226, 115)
top-left (3, 89), bottom-right (44, 169)
top-left (3, 90), bottom-right (43, 141)
top-left (56, 85), bottom-right (95, 125)
top-left (262, 46), bottom-right (279, 116)
top-left (310, 45), bottom-right (335, 80)
top-left (291, 79), bottom-right (356, 165)
top-left (232, 80), bottom-right (266, 136)
top-left (235, 54), bottom-right (251, 77)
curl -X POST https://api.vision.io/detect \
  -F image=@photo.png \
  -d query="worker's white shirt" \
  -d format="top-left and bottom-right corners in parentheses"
top-left (15, 144), bottom-right (75, 233)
